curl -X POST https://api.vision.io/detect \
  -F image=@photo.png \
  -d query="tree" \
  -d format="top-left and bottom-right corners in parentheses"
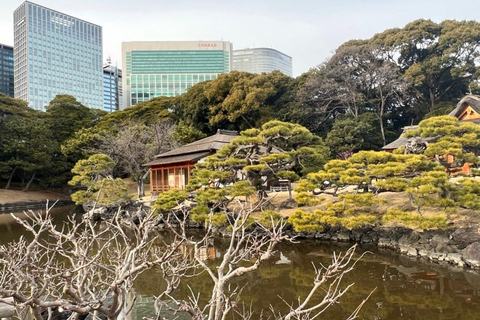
top-left (404, 115), bottom-right (480, 170)
top-left (45, 95), bottom-right (106, 144)
top-left (299, 45), bottom-right (410, 145)
top-left (96, 120), bottom-right (178, 198)
top-left (68, 154), bottom-right (130, 206)
top-left (371, 19), bottom-right (480, 116)
top-left (187, 120), bottom-right (329, 210)
top-left (96, 96), bottom-right (173, 130)
top-left (0, 208), bottom-right (188, 320)
top-left (325, 113), bottom-right (383, 157)
top-left (0, 95), bottom-right (56, 190)
top-left (175, 71), bottom-right (295, 133)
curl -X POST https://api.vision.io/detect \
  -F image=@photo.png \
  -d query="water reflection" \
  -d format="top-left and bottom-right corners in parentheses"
top-left (1, 208), bottom-right (479, 320)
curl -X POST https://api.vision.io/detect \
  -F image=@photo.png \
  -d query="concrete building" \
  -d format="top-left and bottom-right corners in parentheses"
top-left (122, 41), bottom-right (232, 108)
top-left (13, 1), bottom-right (103, 110)
top-left (232, 48), bottom-right (292, 77)
top-left (0, 44), bottom-right (14, 97)
top-left (103, 63), bottom-right (122, 112)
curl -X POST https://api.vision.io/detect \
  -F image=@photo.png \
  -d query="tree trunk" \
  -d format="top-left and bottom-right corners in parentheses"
top-left (379, 117), bottom-right (386, 146)
top-left (137, 178), bottom-right (145, 199)
top-left (23, 171), bottom-right (36, 192)
top-left (5, 167), bottom-right (16, 190)
top-left (429, 87), bottom-right (435, 113)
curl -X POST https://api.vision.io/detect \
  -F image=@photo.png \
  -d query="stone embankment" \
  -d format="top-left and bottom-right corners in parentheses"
top-left (292, 225), bottom-right (480, 269)
top-left (85, 198), bottom-right (480, 270)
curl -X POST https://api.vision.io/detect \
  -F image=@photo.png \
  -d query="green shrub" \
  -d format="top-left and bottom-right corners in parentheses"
top-left (289, 209), bottom-right (324, 232)
top-left (382, 209), bottom-right (447, 229)
top-left (257, 210), bottom-right (283, 227)
top-left (294, 192), bottom-right (323, 206)
top-left (154, 189), bottom-right (188, 215)
top-left (340, 214), bottom-right (378, 229)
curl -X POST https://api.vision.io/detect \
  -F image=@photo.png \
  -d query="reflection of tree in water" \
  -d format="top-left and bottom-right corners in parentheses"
top-left (133, 237), bottom-right (480, 319)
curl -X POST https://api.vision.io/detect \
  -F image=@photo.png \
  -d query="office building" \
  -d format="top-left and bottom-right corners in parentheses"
top-left (103, 63), bottom-right (122, 112)
top-left (0, 44), bottom-right (14, 97)
top-left (122, 41), bottom-right (232, 108)
top-left (13, 1), bottom-right (103, 110)
top-left (233, 48), bottom-right (292, 77)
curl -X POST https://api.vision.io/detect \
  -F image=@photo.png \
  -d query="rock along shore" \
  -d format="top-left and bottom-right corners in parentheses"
top-left (288, 224), bottom-right (480, 270)
top-left (87, 200), bottom-right (480, 271)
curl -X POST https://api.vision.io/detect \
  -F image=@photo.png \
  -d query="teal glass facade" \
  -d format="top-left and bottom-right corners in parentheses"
top-left (14, 2), bottom-right (103, 110)
top-left (122, 42), bottom-right (232, 108)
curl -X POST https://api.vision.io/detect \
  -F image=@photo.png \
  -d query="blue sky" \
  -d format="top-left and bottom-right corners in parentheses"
top-left (0, 0), bottom-right (479, 76)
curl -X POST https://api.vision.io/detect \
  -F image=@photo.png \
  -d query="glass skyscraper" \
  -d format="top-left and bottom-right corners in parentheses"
top-left (233, 48), bottom-right (293, 77)
top-left (0, 44), bottom-right (14, 97)
top-left (103, 64), bottom-right (122, 112)
top-left (13, 1), bottom-right (103, 111)
top-left (121, 41), bottom-right (232, 108)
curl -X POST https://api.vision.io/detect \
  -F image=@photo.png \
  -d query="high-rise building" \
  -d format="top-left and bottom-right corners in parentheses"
top-left (122, 41), bottom-right (232, 108)
top-left (0, 44), bottom-right (14, 97)
top-left (13, 1), bottom-right (103, 111)
top-left (103, 64), bottom-right (122, 112)
top-left (232, 48), bottom-right (292, 77)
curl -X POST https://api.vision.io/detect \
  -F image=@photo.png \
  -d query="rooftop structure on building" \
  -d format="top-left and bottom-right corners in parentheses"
top-left (13, 1), bottom-right (103, 110)
top-left (232, 47), bottom-right (292, 77)
top-left (121, 41), bottom-right (232, 109)
top-left (0, 44), bottom-right (14, 97)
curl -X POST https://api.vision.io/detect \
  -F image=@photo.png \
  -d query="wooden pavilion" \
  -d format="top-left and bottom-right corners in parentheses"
top-left (143, 129), bottom-right (238, 195)
top-left (382, 95), bottom-right (480, 174)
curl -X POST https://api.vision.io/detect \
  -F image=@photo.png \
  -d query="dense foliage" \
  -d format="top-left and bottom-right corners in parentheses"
top-left (2, 18), bottom-right (480, 196)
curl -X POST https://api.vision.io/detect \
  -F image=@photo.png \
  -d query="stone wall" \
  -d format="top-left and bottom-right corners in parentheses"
top-left (290, 224), bottom-right (480, 269)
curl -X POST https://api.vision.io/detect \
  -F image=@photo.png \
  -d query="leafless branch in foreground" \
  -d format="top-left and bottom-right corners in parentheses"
top-left (0, 207), bottom-right (188, 320)
top-left (157, 195), bottom-right (372, 320)
top-left (272, 245), bottom-right (375, 320)
top-left (153, 197), bottom-right (290, 320)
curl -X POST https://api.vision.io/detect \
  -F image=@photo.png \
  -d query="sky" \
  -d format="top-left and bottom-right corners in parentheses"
top-left (1, 0), bottom-right (480, 77)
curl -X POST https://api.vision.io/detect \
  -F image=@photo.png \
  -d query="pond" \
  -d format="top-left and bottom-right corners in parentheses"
top-left (1, 206), bottom-right (480, 320)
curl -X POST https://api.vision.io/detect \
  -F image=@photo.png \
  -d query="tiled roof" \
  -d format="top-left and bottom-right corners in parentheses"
top-left (143, 151), bottom-right (212, 167)
top-left (143, 129), bottom-right (238, 167)
top-left (154, 129), bottom-right (238, 158)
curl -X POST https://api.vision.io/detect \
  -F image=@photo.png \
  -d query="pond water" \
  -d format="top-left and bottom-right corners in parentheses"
top-left (1, 207), bottom-right (480, 320)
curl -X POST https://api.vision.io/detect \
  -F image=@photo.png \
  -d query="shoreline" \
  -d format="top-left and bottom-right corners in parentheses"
top-left (0, 189), bottom-right (73, 212)
top-left (286, 224), bottom-right (480, 270)
top-left (0, 199), bottom-right (74, 212)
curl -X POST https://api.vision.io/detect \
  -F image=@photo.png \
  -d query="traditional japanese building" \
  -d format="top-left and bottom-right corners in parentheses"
top-left (383, 95), bottom-right (480, 174)
top-left (143, 130), bottom-right (238, 195)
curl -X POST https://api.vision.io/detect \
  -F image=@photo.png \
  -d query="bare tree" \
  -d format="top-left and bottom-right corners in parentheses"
top-left (276, 245), bottom-right (374, 320)
top-left (97, 119), bottom-right (178, 198)
top-left (147, 197), bottom-right (370, 320)
top-left (0, 205), bottom-right (188, 320)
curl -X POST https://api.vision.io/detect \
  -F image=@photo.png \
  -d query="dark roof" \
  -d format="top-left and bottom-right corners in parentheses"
top-left (383, 95), bottom-right (480, 151)
top-left (143, 151), bottom-right (212, 167)
top-left (382, 125), bottom-right (419, 150)
top-left (448, 95), bottom-right (480, 118)
top-left (143, 129), bottom-right (238, 167)
top-left (155, 129), bottom-right (238, 158)
top-left (382, 136), bottom-right (409, 150)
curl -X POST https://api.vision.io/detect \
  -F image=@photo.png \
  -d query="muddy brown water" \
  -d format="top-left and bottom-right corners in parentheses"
top-left (1, 207), bottom-right (480, 320)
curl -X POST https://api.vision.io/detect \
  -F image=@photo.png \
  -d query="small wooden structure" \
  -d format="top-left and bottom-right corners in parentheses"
top-left (382, 95), bottom-right (480, 174)
top-left (143, 130), bottom-right (238, 195)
